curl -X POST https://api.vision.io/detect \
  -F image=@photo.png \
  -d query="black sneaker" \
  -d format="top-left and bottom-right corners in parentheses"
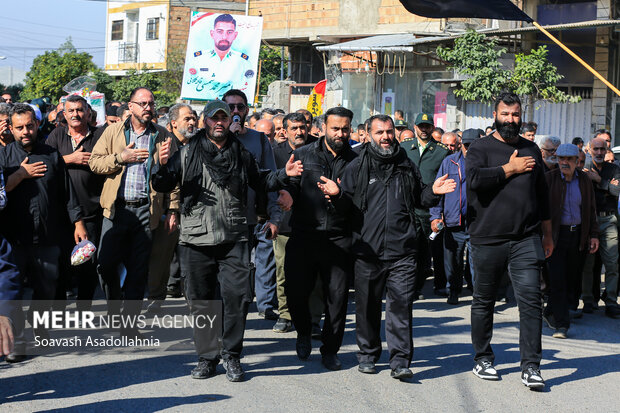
top-left (582, 302), bottom-right (594, 313)
top-left (521, 366), bottom-right (545, 389)
top-left (472, 360), bottom-right (500, 380)
top-left (447, 291), bottom-right (459, 305)
top-left (223, 358), bottom-right (244, 382)
top-left (321, 353), bottom-right (342, 371)
top-left (296, 334), bottom-right (312, 360)
top-left (273, 318), bottom-right (293, 333)
top-left (191, 358), bottom-right (217, 379)
top-left (390, 367), bottom-right (414, 380)
top-left (358, 362), bottom-right (377, 374)
top-left (605, 305), bottom-right (620, 318)
top-left (166, 285), bottom-right (183, 298)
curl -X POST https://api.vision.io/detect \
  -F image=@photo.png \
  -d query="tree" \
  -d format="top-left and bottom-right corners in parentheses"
top-left (108, 68), bottom-right (177, 107)
top-left (258, 45), bottom-right (287, 97)
top-left (21, 39), bottom-right (96, 102)
top-left (436, 30), bottom-right (579, 119)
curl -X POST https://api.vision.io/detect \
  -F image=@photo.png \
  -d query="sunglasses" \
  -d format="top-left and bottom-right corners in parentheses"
top-left (228, 103), bottom-right (246, 111)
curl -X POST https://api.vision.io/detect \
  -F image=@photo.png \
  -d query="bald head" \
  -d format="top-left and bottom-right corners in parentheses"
top-left (255, 119), bottom-right (275, 142)
top-left (399, 129), bottom-right (414, 142)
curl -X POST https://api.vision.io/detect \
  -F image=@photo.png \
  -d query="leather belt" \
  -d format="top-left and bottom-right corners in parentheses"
top-left (560, 224), bottom-right (580, 232)
top-left (117, 198), bottom-right (149, 208)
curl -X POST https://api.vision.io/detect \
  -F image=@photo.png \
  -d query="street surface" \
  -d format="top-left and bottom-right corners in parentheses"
top-left (1, 287), bottom-right (619, 412)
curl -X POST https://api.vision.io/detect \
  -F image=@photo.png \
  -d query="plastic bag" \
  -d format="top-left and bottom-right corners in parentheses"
top-left (71, 240), bottom-right (97, 266)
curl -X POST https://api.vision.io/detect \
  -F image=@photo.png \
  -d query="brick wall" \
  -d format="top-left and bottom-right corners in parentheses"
top-left (377, 0), bottom-right (431, 25)
top-left (249, 1), bottom-right (340, 31)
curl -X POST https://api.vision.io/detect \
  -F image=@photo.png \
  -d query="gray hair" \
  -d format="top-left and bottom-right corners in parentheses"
top-left (441, 132), bottom-right (459, 143)
top-left (168, 103), bottom-right (193, 122)
top-left (157, 114), bottom-right (170, 128)
top-left (0, 103), bottom-right (11, 116)
top-left (539, 136), bottom-right (561, 147)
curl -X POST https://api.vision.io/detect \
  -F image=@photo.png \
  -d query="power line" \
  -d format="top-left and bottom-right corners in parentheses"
top-left (0, 16), bottom-right (104, 34)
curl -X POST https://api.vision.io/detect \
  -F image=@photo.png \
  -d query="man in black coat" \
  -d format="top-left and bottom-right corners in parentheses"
top-left (318, 114), bottom-right (455, 380)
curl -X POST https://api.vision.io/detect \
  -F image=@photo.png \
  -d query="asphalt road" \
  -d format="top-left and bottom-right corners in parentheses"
top-left (1, 288), bottom-right (619, 412)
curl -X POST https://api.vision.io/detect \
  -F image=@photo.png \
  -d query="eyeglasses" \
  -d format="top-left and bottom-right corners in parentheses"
top-left (228, 103), bottom-right (246, 111)
top-left (541, 147), bottom-right (556, 153)
top-left (131, 101), bottom-right (156, 109)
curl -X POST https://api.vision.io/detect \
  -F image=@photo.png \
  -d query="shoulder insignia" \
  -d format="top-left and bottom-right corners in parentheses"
top-left (241, 53), bottom-right (249, 60)
top-left (194, 51), bottom-right (202, 57)
top-left (436, 142), bottom-right (448, 150)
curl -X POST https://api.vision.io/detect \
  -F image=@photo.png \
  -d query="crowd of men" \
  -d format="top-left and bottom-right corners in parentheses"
top-left (0, 87), bottom-right (618, 391)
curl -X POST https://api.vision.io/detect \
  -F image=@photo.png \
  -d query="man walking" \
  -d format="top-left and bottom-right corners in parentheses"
top-left (318, 114), bottom-right (455, 379)
top-left (467, 92), bottom-right (553, 389)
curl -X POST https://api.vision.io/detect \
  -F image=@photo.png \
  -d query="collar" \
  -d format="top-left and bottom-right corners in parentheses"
top-left (560, 169), bottom-right (578, 182)
top-left (417, 138), bottom-right (431, 149)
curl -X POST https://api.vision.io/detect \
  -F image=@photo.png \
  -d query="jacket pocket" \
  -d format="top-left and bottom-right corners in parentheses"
top-left (181, 210), bottom-right (207, 235)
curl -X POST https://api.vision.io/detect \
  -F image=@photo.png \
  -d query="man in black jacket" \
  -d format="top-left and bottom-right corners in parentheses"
top-left (284, 107), bottom-right (357, 371)
top-left (152, 100), bottom-right (301, 383)
top-left (318, 114), bottom-right (455, 380)
top-left (466, 92), bottom-right (553, 389)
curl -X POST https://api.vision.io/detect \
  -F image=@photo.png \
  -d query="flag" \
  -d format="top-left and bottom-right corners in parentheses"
top-left (398, 0), bottom-right (533, 22)
top-left (307, 80), bottom-right (327, 117)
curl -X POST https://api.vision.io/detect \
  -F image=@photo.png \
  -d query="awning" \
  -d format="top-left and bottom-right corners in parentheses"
top-left (316, 19), bottom-right (620, 53)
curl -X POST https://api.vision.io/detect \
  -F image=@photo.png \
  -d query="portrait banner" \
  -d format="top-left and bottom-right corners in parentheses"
top-left (181, 12), bottom-right (263, 102)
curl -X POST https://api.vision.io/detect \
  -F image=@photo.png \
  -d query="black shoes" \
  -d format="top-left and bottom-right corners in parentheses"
top-left (358, 362), bottom-right (377, 374)
top-left (296, 335), bottom-right (312, 360)
top-left (390, 367), bottom-right (414, 380)
top-left (5, 353), bottom-right (27, 363)
top-left (258, 308), bottom-right (279, 321)
top-left (223, 358), bottom-right (244, 382)
top-left (166, 285), bottom-right (183, 298)
top-left (582, 302), bottom-right (594, 313)
top-left (321, 353), bottom-right (342, 371)
top-left (273, 318), bottom-right (293, 333)
top-left (472, 360), bottom-right (500, 380)
top-left (447, 291), bottom-right (459, 305)
top-left (605, 305), bottom-right (620, 318)
top-left (191, 358), bottom-right (218, 379)
top-left (521, 366), bottom-right (545, 389)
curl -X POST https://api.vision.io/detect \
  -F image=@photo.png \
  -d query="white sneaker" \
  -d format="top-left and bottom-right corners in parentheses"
top-left (472, 360), bottom-right (500, 380)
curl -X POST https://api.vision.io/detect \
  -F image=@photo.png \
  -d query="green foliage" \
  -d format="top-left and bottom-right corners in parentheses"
top-left (258, 45), bottom-right (286, 97)
top-left (511, 46), bottom-right (581, 103)
top-left (108, 68), bottom-right (177, 107)
top-left (437, 31), bottom-right (509, 102)
top-left (436, 30), bottom-right (579, 105)
top-left (91, 69), bottom-right (114, 101)
top-left (21, 39), bottom-right (97, 101)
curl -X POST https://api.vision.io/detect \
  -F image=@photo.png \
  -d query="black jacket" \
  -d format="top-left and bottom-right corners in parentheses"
top-left (287, 137), bottom-right (357, 237)
top-left (0, 141), bottom-right (82, 246)
top-left (337, 146), bottom-right (439, 259)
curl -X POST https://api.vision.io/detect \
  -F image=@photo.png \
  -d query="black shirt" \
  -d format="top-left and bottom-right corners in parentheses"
top-left (466, 135), bottom-right (550, 244)
top-left (273, 141), bottom-right (296, 234)
top-left (46, 125), bottom-right (105, 220)
top-left (0, 141), bottom-right (82, 246)
top-left (586, 160), bottom-right (620, 213)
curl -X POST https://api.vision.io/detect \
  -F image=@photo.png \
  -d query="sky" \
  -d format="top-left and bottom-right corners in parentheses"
top-left (1, 0), bottom-right (107, 73)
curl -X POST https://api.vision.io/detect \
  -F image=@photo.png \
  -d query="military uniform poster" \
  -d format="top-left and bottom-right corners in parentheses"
top-left (181, 12), bottom-right (263, 102)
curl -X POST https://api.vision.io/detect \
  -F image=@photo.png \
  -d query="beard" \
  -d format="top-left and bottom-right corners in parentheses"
top-left (209, 127), bottom-right (228, 142)
top-left (370, 137), bottom-right (396, 155)
top-left (289, 135), bottom-right (306, 148)
top-left (216, 40), bottom-right (231, 51)
top-left (495, 118), bottom-right (522, 141)
top-left (325, 134), bottom-right (345, 153)
top-left (178, 125), bottom-right (198, 140)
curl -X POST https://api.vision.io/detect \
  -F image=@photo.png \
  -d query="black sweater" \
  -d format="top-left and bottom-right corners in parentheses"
top-left (466, 135), bottom-right (550, 244)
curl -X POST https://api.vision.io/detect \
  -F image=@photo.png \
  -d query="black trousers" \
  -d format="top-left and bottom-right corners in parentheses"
top-left (414, 212), bottom-right (446, 292)
top-left (180, 241), bottom-right (252, 361)
top-left (355, 254), bottom-right (416, 369)
top-left (284, 234), bottom-right (351, 355)
top-left (470, 234), bottom-right (544, 370)
top-left (443, 226), bottom-right (469, 293)
top-left (97, 203), bottom-right (152, 319)
top-left (545, 226), bottom-right (584, 329)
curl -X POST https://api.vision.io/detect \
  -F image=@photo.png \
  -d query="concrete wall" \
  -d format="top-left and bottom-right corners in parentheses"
top-left (591, 0), bottom-right (612, 130)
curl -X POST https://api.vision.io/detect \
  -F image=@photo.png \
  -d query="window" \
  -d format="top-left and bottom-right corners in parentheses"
top-left (146, 18), bottom-right (159, 40)
top-left (111, 20), bottom-right (123, 41)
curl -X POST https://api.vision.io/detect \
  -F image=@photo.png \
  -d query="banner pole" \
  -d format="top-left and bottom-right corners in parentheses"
top-left (532, 21), bottom-right (620, 97)
top-left (254, 59), bottom-right (262, 106)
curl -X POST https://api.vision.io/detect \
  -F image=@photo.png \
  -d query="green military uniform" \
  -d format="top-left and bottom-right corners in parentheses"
top-left (403, 113), bottom-right (451, 297)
